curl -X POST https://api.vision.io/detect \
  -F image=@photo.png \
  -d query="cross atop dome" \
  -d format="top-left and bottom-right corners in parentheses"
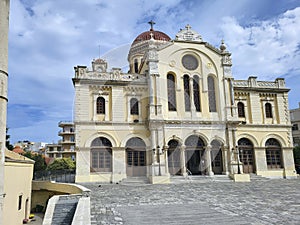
top-left (148, 20), bottom-right (156, 31)
top-left (131, 21), bottom-right (171, 46)
top-left (185, 24), bottom-right (192, 30)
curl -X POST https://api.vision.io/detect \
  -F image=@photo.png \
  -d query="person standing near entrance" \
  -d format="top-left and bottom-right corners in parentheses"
top-left (200, 159), bottom-right (205, 175)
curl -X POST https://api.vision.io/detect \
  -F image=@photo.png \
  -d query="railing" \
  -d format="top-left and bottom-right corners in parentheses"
top-left (233, 78), bottom-right (286, 89)
top-left (58, 130), bottom-right (75, 136)
top-left (34, 169), bottom-right (76, 183)
top-left (74, 66), bottom-right (147, 82)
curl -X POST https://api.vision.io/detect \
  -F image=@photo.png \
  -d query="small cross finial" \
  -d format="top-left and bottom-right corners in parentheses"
top-left (148, 20), bottom-right (156, 31)
top-left (185, 24), bottom-right (191, 30)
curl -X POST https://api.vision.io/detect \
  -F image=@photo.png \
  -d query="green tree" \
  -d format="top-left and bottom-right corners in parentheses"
top-left (47, 158), bottom-right (75, 171)
top-left (5, 128), bottom-right (13, 150)
top-left (23, 151), bottom-right (47, 172)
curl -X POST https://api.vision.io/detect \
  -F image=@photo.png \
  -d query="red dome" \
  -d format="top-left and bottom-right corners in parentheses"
top-left (132, 29), bottom-right (171, 45)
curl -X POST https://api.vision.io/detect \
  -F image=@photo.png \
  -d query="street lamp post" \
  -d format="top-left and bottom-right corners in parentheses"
top-left (157, 146), bottom-right (161, 176)
top-left (153, 145), bottom-right (163, 176)
top-left (236, 146), bottom-right (241, 174)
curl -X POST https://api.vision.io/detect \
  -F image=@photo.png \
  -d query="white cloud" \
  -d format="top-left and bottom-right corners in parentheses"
top-left (219, 7), bottom-right (300, 80)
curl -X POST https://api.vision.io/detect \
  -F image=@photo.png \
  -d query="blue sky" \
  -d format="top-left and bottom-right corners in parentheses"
top-left (7, 0), bottom-right (300, 144)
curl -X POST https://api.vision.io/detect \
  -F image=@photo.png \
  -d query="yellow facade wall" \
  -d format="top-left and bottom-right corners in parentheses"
top-left (3, 162), bottom-right (33, 225)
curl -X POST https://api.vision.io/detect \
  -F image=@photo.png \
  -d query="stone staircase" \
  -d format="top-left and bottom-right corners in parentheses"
top-left (171, 175), bottom-right (233, 184)
top-left (121, 177), bottom-right (150, 185)
top-left (249, 174), bottom-right (270, 181)
top-left (51, 196), bottom-right (78, 225)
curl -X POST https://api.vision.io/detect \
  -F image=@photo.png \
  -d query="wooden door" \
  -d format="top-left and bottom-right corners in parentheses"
top-left (126, 150), bottom-right (146, 176)
top-left (240, 149), bottom-right (254, 173)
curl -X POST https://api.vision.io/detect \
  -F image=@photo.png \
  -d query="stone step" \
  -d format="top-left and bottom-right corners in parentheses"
top-left (51, 198), bottom-right (78, 225)
top-left (250, 174), bottom-right (270, 181)
top-left (121, 177), bottom-right (150, 185)
top-left (171, 175), bottom-right (233, 183)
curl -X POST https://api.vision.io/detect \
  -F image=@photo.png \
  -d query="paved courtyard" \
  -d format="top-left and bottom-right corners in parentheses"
top-left (84, 178), bottom-right (300, 225)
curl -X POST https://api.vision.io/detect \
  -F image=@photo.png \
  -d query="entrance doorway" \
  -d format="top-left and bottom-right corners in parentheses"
top-left (126, 137), bottom-right (147, 177)
top-left (168, 140), bottom-right (181, 175)
top-left (211, 140), bottom-right (223, 174)
top-left (185, 135), bottom-right (205, 175)
top-left (238, 138), bottom-right (255, 173)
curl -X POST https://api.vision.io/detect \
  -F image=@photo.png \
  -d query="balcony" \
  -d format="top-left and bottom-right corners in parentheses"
top-left (58, 130), bottom-right (75, 136)
top-left (61, 148), bottom-right (76, 153)
top-left (59, 139), bottom-right (75, 145)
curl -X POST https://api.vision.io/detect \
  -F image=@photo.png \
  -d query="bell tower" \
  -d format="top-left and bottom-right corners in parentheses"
top-left (0, 0), bottom-right (10, 223)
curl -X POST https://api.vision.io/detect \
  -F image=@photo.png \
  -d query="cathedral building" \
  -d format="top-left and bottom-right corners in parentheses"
top-left (73, 22), bottom-right (297, 183)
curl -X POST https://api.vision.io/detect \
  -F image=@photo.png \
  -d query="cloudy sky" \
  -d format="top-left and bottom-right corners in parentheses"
top-left (7, 0), bottom-right (300, 144)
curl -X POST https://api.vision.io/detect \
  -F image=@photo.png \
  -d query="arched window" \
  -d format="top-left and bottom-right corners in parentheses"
top-left (134, 59), bottom-right (139, 73)
top-left (265, 138), bottom-right (282, 169)
top-left (183, 75), bottom-right (190, 111)
top-left (130, 98), bottom-right (139, 115)
top-left (237, 102), bottom-right (245, 117)
top-left (185, 135), bottom-right (205, 150)
top-left (90, 137), bottom-right (112, 172)
top-left (208, 76), bottom-right (216, 112)
top-left (167, 74), bottom-right (177, 111)
top-left (193, 75), bottom-right (201, 112)
top-left (265, 103), bottom-right (272, 118)
top-left (97, 97), bottom-right (105, 114)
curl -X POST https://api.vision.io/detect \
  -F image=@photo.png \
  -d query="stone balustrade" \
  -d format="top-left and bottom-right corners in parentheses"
top-left (233, 77), bottom-right (286, 89)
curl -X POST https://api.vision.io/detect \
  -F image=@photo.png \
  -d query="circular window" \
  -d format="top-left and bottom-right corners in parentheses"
top-left (182, 54), bottom-right (198, 70)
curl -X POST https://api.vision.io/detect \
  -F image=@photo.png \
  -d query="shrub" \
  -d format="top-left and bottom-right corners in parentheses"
top-left (47, 158), bottom-right (75, 171)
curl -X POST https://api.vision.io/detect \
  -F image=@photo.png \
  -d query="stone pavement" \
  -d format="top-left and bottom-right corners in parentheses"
top-left (84, 178), bottom-right (300, 225)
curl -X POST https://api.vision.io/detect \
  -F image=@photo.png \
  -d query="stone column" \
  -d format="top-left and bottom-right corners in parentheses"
top-left (127, 96), bottom-right (130, 122)
top-left (271, 104), bottom-right (276, 124)
top-left (254, 147), bottom-right (267, 173)
top-left (205, 145), bottom-right (214, 176)
top-left (93, 96), bottom-right (97, 121)
top-left (150, 129), bottom-right (156, 176)
top-left (148, 74), bottom-right (156, 116)
top-left (222, 146), bottom-right (229, 175)
top-left (181, 145), bottom-right (187, 177)
top-left (163, 145), bottom-right (169, 175)
top-left (112, 147), bottom-right (126, 183)
top-left (224, 78), bottom-right (234, 117)
top-left (189, 77), bottom-right (195, 117)
top-left (157, 128), bottom-right (165, 176)
top-left (75, 147), bottom-right (91, 183)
